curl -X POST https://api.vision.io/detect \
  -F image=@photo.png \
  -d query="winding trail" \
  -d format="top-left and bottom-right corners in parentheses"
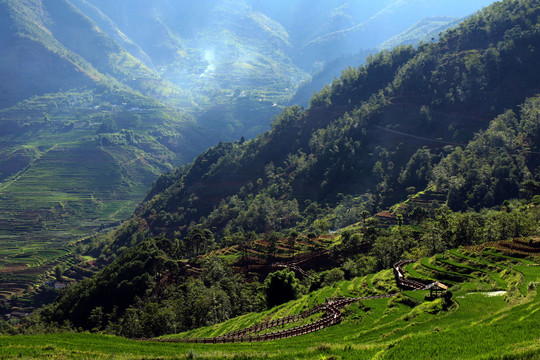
top-left (137, 260), bottom-right (433, 343)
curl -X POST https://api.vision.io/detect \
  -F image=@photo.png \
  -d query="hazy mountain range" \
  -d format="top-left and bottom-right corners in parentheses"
top-left (0, 2), bottom-right (539, 357)
top-left (0, 0), bottom-right (497, 111)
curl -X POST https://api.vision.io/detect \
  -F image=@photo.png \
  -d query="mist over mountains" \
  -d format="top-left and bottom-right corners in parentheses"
top-left (0, 0), bottom-right (498, 112)
top-left (0, 0), bottom-right (502, 245)
top-left (0, 0), bottom-right (499, 268)
top-left (79, 0), bottom-right (499, 94)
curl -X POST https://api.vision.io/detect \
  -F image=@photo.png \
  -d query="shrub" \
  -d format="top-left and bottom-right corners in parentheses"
top-left (264, 269), bottom-right (299, 308)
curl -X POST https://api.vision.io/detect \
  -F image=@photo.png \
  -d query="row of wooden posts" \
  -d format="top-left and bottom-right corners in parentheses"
top-left (272, 263), bottom-right (311, 278)
top-left (137, 260), bottom-right (428, 344)
top-left (223, 303), bottom-right (326, 337)
top-left (137, 294), bottom-right (395, 344)
top-left (393, 260), bottom-right (426, 290)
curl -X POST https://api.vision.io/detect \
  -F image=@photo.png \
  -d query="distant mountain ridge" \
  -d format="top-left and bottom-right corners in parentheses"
top-left (290, 16), bottom-right (462, 107)
top-left (0, 0), bottom-right (498, 122)
top-left (378, 17), bottom-right (463, 50)
top-left (292, 0), bottom-right (495, 68)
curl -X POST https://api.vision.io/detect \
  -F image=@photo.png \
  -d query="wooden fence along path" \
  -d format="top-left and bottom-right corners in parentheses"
top-left (138, 294), bottom-right (395, 344)
top-left (222, 303), bottom-right (326, 338)
top-left (393, 260), bottom-right (426, 290)
top-left (137, 260), bottom-right (428, 343)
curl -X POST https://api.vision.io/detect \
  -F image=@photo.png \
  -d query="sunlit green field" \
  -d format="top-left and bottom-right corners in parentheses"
top-left (1, 247), bottom-right (538, 359)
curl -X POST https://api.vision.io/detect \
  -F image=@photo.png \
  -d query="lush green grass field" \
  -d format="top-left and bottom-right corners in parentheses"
top-left (0, 247), bottom-right (538, 359)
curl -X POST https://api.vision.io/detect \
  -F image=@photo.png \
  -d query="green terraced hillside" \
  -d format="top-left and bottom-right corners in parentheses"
top-left (0, 244), bottom-right (538, 359)
top-left (0, 99), bottom-right (202, 300)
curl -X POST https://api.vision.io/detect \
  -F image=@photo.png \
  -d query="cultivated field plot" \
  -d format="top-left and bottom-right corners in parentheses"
top-left (0, 141), bottom-right (141, 234)
top-left (0, 140), bottom-right (141, 299)
top-left (0, 108), bottom-right (186, 299)
top-left (0, 239), bottom-right (74, 299)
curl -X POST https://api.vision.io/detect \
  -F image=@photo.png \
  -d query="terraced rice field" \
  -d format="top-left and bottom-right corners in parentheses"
top-left (166, 241), bottom-right (540, 343)
top-left (1, 241), bottom-right (538, 359)
top-left (0, 240), bottom-right (81, 298)
top-left (0, 106), bottom-right (202, 301)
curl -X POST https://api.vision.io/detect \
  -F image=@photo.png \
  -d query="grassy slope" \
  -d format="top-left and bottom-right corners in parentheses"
top-left (0, 246), bottom-right (538, 359)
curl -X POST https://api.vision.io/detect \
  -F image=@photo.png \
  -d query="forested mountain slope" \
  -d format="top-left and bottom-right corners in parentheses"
top-left (95, 0), bottom-right (540, 257)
